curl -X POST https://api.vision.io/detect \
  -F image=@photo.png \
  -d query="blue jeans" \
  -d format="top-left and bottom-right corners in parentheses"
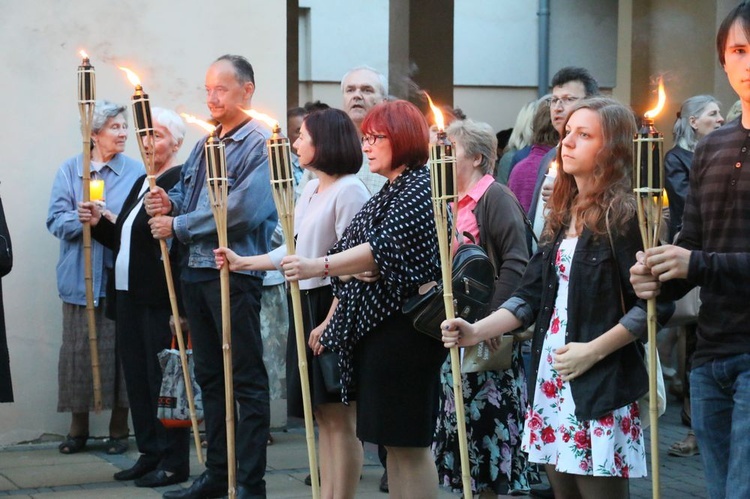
top-left (690, 353), bottom-right (750, 499)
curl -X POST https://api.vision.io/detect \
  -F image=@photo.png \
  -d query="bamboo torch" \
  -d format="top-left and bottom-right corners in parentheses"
top-left (242, 108), bottom-right (320, 499)
top-left (633, 78), bottom-right (666, 499)
top-left (119, 67), bottom-right (203, 464)
top-left (425, 94), bottom-right (472, 499)
top-left (181, 114), bottom-right (235, 498)
top-left (77, 50), bottom-right (103, 412)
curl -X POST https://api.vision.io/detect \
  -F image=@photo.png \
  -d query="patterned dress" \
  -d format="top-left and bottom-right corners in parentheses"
top-left (521, 237), bottom-right (647, 478)
top-left (433, 347), bottom-right (538, 494)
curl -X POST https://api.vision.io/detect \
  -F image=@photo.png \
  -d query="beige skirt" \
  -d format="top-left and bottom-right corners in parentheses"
top-left (57, 301), bottom-right (128, 412)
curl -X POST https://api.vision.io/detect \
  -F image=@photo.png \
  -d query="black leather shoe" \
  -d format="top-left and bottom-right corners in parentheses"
top-left (114, 457), bottom-right (158, 481)
top-left (236, 484), bottom-right (266, 498)
top-left (135, 469), bottom-right (189, 488)
top-left (162, 470), bottom-right (228, 499)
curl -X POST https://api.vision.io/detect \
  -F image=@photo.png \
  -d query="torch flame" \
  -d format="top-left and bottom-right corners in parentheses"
top-left (644, 77), bottom-right (666, 119)
top-left (79, 50), bottom-right (89, 59)
top-left (118, 66), bottom-right (142, 87)
top-left (241, 108), bottom-right (279, 129)
top-left (423, 92), bottom-right (444, 131)
top-left (180, 113), bottom-right (216, 134)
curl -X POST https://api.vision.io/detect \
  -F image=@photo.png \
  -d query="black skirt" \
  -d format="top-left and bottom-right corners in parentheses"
top-left (286, 286), bottom-right (349, 417)
top-left (353, 312), bottom-right (449, 447)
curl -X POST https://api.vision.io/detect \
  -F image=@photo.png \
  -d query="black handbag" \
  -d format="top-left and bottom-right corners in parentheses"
top-left (403, 237), bottom-right (495, 340)
top-left (318, 350), bottom-right (343, 394)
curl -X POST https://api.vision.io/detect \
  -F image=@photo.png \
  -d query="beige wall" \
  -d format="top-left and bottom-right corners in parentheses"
top-left (0, 1), bottom-right (287, 445)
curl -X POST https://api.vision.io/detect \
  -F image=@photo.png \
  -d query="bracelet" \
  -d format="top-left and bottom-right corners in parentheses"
top-left (322, 256), bottom-right (330, 278)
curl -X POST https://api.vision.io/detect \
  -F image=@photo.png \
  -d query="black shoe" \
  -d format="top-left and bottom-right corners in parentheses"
top-left (162, 470), bottom-right (228, 499)
top-left (114, 457), bottom-right (158, 481)
top-left (135, 469), bottom-right (189, 488)
top-left (236, 484), bottom-right (266, 499)
top-left (530, 485), bottom-right (555, 499)
top-left (379, 470), bottom-right (388, 493)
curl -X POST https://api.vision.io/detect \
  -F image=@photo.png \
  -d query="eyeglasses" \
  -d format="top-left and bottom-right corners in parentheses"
top-left (547, 96), bottom-right (581, 108)
top-left (361, 134), bottom-right (388, 146)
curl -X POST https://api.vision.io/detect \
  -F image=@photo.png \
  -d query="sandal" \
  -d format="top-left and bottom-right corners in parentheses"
top-left (106, 436), bottom-right (130, 455)
top-left (59, 434), bottom-right (88, 454)
top-left (668, 430), bottom-right (699, 457)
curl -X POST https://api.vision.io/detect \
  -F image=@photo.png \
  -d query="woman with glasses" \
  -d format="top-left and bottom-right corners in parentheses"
top-left (280, 100), bottom-right (447, 498)
top-left (215, 108), bottom-right (369, 499)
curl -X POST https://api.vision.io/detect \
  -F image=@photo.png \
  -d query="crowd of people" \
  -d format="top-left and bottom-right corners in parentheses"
top-left (39, 4), bottom-right (750, 499)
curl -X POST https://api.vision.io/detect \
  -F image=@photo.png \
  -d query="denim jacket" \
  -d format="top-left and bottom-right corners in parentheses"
top-left (169, 119), bottom-right (277, 276)
top-left (46, 153), bottom-right (144, 305)
top-left (501, 214), bottom-right (673, 420)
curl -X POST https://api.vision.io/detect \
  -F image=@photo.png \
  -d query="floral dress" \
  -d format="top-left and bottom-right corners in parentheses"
top-left (520, 237), bottom-right (647, 478)
top-left (433, 348), bottom-right (538, 494)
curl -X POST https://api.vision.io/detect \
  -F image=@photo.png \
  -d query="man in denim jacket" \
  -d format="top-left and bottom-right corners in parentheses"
top-left (146, 55), bottom-right (277, 499)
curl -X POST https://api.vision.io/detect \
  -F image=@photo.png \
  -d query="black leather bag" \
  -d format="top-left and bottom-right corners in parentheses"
top-left (403, 241), bottom-right (495, 340)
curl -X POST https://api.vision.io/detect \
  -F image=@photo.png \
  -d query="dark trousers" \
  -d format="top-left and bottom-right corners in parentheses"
top-left (182, 275), bottom-right (269, 495)
top-left (116, 291), bottom-right (189, 473)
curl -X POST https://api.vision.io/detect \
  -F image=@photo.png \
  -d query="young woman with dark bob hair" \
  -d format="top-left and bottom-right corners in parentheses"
top-left (215, 107), bottom-right (369, 499)
top-left (442, 98), bottom-right (672, 499)
top-left (280, 100), bottom-right (448, 498)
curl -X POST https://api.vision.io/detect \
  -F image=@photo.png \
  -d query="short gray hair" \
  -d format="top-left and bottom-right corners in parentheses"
top-left (673, 95), bottom-right (721, 151)
top-left (340, 65), bottom-right (388, 96)
top-left (446, 119), bottom-right (498, 175)
top-left (151, 107), bottom-right (186, 146)
top-left (91, 100), bottom-right (127, 133)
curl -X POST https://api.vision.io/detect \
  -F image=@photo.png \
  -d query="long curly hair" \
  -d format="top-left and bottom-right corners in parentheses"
top-left (542, 97), bottom-right (637, 242)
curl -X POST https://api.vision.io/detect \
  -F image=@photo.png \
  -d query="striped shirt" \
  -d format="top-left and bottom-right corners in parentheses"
top-left (664, 119), bottom-right (750, 366)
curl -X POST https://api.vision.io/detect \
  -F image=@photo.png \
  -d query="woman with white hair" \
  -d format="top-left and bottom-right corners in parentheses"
top-left (665, 95), bottom-right (724, 241)
top-left (432, 119), bottom-right (537, 497)
top-left (47, 100), bottom-right (144, 456)
top-left (78, 108), bottom-right (190, 487)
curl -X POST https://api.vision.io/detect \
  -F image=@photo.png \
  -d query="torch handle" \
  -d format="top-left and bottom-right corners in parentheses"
top-left (219, 261), bottom-right (236, 499)
top-left (647, 297), bottom-right (660, 499)
top-left (272, 185), bottom-right (321, 499)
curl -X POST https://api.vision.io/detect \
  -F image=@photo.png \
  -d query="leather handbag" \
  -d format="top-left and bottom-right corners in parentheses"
top-left (402, 238), bottom-right (495, 341)
top-left (318, 350), bottom-right (343, 394)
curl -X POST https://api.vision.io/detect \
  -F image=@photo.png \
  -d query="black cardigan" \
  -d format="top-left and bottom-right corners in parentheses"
top-left (91, 168), bottom-right (182, 309)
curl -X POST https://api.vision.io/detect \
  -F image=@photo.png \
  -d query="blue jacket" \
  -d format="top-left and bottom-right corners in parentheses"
top-left (169, 119), bottom-right (277, 276)
top-left (46, 153), bottom-right (144, 305)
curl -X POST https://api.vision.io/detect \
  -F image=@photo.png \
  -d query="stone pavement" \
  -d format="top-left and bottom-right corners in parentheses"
top-left (0, 399), bottom-right (707, 498)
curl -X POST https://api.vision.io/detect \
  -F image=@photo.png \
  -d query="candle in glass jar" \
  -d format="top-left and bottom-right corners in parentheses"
top-left (89, 179), bottom-right (105, 202)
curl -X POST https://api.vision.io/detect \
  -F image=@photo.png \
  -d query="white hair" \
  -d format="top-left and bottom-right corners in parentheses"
top-left (151, 107), bottom-right (186, 145)
top-left (340, 65), bottom-right (388, 96)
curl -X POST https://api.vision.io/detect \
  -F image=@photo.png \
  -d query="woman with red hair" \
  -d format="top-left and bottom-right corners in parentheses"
top-left (281, 100), bottom-right (447, 498)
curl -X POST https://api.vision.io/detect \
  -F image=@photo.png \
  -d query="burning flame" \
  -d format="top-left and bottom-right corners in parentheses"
top-left (644, 77), bottom-right (666, 119)
top-left (241, 108), bottom-right (279, 129)
top-left (180, 113), bottom-right (216, 134)
top-left (118, 66), bottom-right (141, 87)
top-left (423, 92), bottom-right (444, 131)
top-left (79, 50), bottom-right (89, 59)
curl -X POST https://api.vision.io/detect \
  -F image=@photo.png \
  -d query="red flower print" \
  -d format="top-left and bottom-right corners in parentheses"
top-left (614, 452), bottom-right (623, 469)
top-left (555, 376), bottom-right (563, 389)
top-left (562, 431), bottom-right (571, 442)
top-left (593, 427), bottom-right (603, 437)
top-left (630, 425), bottom-right (641, 441)
top-left (555, 250), bottom-right (562, 266)
top-left (579, 460), bottom-right (589, 472)
top-left (620, 417), bottom-right (631, 434)
top-left (550, 317), bottom-right (560, 334)
top-left (599, 414), bottom-right (614, 427)
top-left (621, 465), bottom-right (630, 478)
top-left (574, 430), bottom-right (590, 449)
top-left (559, 264), bottom-right (566, 274)
top-left (541, 426), bottom-right (556, 443)
top-left (542, 380), bottom-right (557, 399)
top-left (546, 353), bottom-right (553, 365)
top-left (528, 411), bottom-right (543, 431)
top-left (630, 403), bottom-right (640, 419)
top-left (529, 431), bottom-right (538, 445)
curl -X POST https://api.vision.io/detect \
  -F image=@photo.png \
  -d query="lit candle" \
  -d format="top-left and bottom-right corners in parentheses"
top-left (89, 179), bottom-right (104, 202)
top-left (548, 160), bottom-right (558, 178)
top-left (240, 109), bottom-right (294, 188)
top-left (425, 93), bottom-right (456, 198)
top-left (77, 50), bottom-right (95, 103)
top-left (635, 78), bottom-right (666, 195)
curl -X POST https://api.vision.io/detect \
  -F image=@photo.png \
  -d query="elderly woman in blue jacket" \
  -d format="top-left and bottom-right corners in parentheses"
top-left (47, 100), bottom-right (144, 455)
top-left (442, 98), bottom-right (672, 499)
